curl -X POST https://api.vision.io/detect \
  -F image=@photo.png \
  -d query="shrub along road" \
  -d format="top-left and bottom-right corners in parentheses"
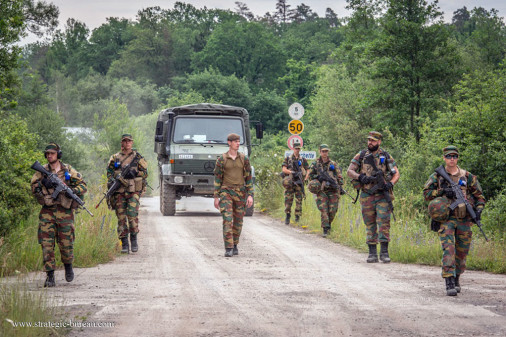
top-left (28, 197), bottom-right (506, 336)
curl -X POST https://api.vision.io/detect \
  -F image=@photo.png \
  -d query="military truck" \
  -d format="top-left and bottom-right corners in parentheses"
top-left (154, 103), bottom-right (263, 216)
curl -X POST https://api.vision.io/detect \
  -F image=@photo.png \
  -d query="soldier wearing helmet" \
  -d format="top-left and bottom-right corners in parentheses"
top-left (423, 145), bottom-right (486, 296)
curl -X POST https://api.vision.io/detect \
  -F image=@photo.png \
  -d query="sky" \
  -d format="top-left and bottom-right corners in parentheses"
top-left (22, 0), bottom-right (506, 44)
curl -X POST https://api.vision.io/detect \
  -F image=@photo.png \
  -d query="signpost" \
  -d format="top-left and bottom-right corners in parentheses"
top-left (288, 119), bottom-right (304, 135)
top-left (287, 135), bottom-right (303, 150)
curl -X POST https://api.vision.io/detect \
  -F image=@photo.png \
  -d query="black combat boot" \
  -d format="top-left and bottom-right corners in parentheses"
top-left (455, 275), bottom-right (461, 293)
top-left (322, 227), bottom-right (329, 238)
top-left (233, 244), bottom-right (239, 255)
top-left (130, 233), bottom-right (138, 252)
top-left (224, 248), bottom-right (233, 257)
top-left (367, 244), bottom-right (379, 263)
top-left (285, 213), bottom-right (291, 225)
top-left (380, 242), bottom-right (391, 263)
top-left (295, 215), bottom-right (300, 223)
top-left (44, 270), bottom-right (55, 288)
top-left (64, 263), bottom-right (74, 282)
top-left (121, 237), bottom-right (129, 254)
top-left (445, 276), bottom-right (458, 296)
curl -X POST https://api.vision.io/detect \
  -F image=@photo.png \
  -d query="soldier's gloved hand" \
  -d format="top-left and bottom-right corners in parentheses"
top-left (443, 187), bottom-right (455, 199)
top-left (41, 177), bottom-right (53, 189)
top-left (385, 182), bottom-right (394, 190)
top-left (430, 219), bottom-right (441, 232)
top-left (476, 208), bottom-right (483, 222)
top-left (358, 173), bottom-right (374, 185)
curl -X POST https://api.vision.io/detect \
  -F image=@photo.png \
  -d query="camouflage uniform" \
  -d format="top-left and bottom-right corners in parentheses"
top-left (31, 161), bottom-right (87, 272)
top-left (107, 149), bottom-right (148, 239)
top-left (282, 153), bottom-right (309, 217)
top-left (351, 149), bottom-right (397, 244)
top-left (214, 152), bottom-right (253, 249)
top-left (423, 167), bottom-right (485, 279)
top-left (308, 157), bottom-right (343, 231)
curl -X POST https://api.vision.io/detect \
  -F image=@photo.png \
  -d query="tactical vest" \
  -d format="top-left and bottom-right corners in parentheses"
top-left (283, 154), bottom-right (307, 188)
top-left (34, 162), bottom-right (78, 209)
top-left (314, 158), bottom-right (338, 190)
top-left (356, 149), bottom-right (393, 193)
top-left (436, 167), bottom-right (470, 219)
top-left (111, 151), bottom-right (144, 193)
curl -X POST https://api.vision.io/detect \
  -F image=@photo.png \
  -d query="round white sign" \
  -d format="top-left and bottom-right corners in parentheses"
top-left (288, 103), bottom-right (304, 120)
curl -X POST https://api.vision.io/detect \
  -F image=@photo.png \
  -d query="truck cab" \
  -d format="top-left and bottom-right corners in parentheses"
top-left (154, 103), bottom-right (262, 216)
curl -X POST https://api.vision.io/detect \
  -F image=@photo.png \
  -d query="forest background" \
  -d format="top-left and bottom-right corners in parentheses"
top-left (1, 0), bottom-right (505, 277)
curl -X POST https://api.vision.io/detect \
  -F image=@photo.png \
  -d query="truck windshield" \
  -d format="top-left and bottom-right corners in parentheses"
top-left (173, 117), bottom-right (245, 144)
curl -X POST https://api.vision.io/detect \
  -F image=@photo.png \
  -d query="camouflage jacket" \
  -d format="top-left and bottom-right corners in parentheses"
top-left (282, 154), bottom-right (309, 174)
top-left (214, 152), bottom-right (253, 198)
top-left (309, 157), bottom-right (343, 189)
top-left (350, 148), bottom-right (397, 193)
top-left (423, 166), bottom-right (485, 209)
top-left (31, 161), bottom-right (87, 208)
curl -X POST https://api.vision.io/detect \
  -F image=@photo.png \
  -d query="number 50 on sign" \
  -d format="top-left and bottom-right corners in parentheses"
top-left (288, 120), bottom-right (304, 135)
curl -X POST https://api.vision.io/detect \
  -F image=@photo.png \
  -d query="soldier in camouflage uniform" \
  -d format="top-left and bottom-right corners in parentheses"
top-left (308, 144), bottom-right (344, 237)
top-left (347, 131), bottom-right (400, 263)
top-left (214, 133), bottom-right (254, 257)
top-left (107, 134), bottom-right (148, 254)
top-left (282, 141), bottom-right (309, 224)
top-left (31, 143), bottom-right (87, 287)
top-left (423, 145), bottom-right (485, 296)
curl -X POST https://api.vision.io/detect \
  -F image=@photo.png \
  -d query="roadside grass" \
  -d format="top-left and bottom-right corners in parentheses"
top-left (260, 184), bottom-right (506, 274)
top-left (0, 184), bottom-right (119, 277)
top-left (0, 281), bottom-right (68, 337)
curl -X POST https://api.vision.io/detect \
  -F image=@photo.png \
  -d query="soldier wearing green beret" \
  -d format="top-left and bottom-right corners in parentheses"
top-left (347, 131), bottom-right (400, 263)
top-left (423, 145), bottom-right (485, 296)
top-left (281, 141), bottom-right (309, 224)
top-left (31, 143), bottom-right (87, 287)
top-left (107, 134), bottom-right (148, 254)
top-left (308, 144), bottom-right (344, 237)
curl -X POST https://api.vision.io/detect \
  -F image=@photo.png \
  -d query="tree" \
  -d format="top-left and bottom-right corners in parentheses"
top-left (274, 0), bottom-right (293, 24)
top-left (369, 0), bottom-right (460, 140)
top-left (87, 17), bottom-right (134, 75)
top-left (235, 1), bottom-right (254, 21)
top-left (192, 21), bottom-right (286, 89)
top-left (468, 7), bottom-right (506, 68)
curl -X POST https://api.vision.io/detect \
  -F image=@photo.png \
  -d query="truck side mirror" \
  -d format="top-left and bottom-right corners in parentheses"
top-left (255, 122), bottom-right (263, 139)
top-left (155, 121), bottom-right (164, 142)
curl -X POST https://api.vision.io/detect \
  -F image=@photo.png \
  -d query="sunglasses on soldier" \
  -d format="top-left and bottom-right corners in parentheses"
top-left (445, 154), bottom-right (458, 159)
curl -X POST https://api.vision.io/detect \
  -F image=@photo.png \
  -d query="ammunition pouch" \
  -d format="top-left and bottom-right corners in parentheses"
top-left (454, 203), bottom-right (467, 219)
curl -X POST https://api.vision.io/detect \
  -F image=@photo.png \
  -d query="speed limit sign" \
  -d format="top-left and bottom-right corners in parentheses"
top-left (288, 120), bottom-right (304, 135)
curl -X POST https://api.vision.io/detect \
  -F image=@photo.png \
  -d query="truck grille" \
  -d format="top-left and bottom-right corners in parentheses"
top-left (174, 159), bottom-right (216, 175)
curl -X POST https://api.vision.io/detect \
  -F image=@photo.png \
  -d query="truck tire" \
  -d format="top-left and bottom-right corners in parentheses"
top-left (161, 179), bottom-right (176, 216)
top-left (245, 196), bottom-right (254, 216)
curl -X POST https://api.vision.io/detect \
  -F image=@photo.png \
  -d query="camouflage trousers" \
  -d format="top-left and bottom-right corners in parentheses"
top-left (438, 216), bottom-right (473, 278)
top-left (284, 184), bottom-right (304, 215)
top-left (112, 192), bottom-right (140, 239)
top-left (38, 205), bottom-right (75, 272)
top-left (219, 187), bottom-right (246, 249)
top-left (360, 192), bottom-right (391, 244)
top-left (315, 189), bottom-right (339, 229)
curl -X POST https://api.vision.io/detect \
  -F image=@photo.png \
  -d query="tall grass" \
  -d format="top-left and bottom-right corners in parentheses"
top-left (0, 184), bottom-right (119, 277)
top-left (0, 281), bottom-right (68, 337)
top-left (263, 183), bottom-right (506, 274)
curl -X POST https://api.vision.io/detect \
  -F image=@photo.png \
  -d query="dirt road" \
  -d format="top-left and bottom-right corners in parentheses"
top-left (29, 197), bottom-right (506, 336)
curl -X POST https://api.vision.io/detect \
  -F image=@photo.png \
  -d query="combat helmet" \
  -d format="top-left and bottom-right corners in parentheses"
top-left (428, 197), bottom-right (450, 222)
top-left (308, 179), bottom-right (322, 194)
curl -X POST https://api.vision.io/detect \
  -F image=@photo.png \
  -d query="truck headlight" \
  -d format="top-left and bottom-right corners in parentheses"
top-left (174, 176), bottom-right (183, 184)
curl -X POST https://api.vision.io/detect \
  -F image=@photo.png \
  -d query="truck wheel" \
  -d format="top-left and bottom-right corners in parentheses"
top-left (161, 179), bottom-right (176, 216)
top-left (245, 196), bottom-right (254, 216)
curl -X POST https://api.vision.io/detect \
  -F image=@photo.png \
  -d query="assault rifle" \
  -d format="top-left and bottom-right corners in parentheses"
top-left (364, 154), bottom-right (395, 220)
top-left (96, 156), bottom-right (140, 209)
top-left (317, 167), bottom-right (354, 200)
top-left (31, 160), bottom-right (94, 216)
top-left (435, 165), bottom-right (489, 242)
top-left (291, 159), bottom-right (305, 197)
